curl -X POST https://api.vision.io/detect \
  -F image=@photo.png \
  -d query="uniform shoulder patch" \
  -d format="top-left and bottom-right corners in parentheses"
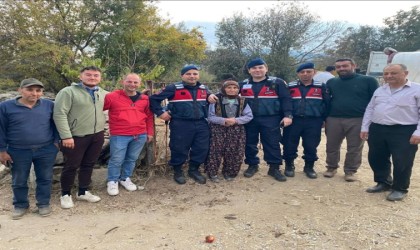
top-left (288, 80), bottom-right (298, 86)
top-left (268, 76), bottom-right (277, 82)
top-left (312, 81), bottom-right (323, 87)
top-left (174, 83), bottom-right (184, 89)
top-left (240, 79), bottom-right (250, 85)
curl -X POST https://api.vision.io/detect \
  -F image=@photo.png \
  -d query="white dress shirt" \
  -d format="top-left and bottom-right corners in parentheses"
top-left (361, 80), bottom-right (420, 136)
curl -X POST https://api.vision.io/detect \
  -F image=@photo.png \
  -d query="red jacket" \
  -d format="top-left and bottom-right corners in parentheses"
top-left (104, 90), bottom-right (154, 136)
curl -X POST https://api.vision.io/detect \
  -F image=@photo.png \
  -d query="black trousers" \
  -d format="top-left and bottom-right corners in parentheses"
top-left (283, 117), bottom-right (324, 162)
top-left (60, 131), bottom-right (105, 192)
top-left (367, 123), bottom-right (418, 192)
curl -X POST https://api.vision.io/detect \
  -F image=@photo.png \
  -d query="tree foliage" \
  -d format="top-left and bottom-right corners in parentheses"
top-left (209, 2), bottom-right (344, 81)
top-left (326, 5), bottom-right (419, 71)
top-left (0, 0), bottom-right (207, 92)
top-left (382, 5), bottom-right (420, 51)
top-left (327, 26), bottom-right (384, 70)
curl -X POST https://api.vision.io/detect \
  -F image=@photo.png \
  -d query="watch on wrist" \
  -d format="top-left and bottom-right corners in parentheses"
top-left (286, 115), bottom-right (293, 119)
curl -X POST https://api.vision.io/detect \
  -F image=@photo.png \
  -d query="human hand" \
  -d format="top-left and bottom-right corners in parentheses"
top-left (159, 111), bottom-right (171, 121)
top-left (61, 138), bottom-right (75, 149)
top-left (224, 118), bottom-right (237, 126)
top-left (207, 94), bottom-right (218, 104)
top-left (409, 135), bottom-right (420, 144)
top-left (281, 117), bottom-right (292, 127)
top-left (0, 151), bottom-right (13, 165)
top-left (360, 132), bottom-right (368, 140)
top-left (147, 135), bottom-right (154, 143)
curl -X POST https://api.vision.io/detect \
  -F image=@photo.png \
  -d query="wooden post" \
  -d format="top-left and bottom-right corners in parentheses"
top-left (145, 80), bottom-right (156, 167)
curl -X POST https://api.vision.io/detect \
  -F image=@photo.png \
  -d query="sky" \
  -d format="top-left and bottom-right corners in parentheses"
top-left (156, 1), bottom-right (419, 26)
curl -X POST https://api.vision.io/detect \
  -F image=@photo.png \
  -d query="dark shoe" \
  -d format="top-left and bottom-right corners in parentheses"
top-left (304, 168), bottom-right (318, 179)
top-left (244, 165), bottom-right (259, 178)
top-left (303, 161), bottom-right (317, 179)
top-left (188, 171), bottom-right (206, 184)
top-left (284, 160), bottom-right (295, 177)
top-left (36, 206), bottom-right (52, 217)
top-left (387, 190), bottom-right (406, 201)
top-left (267, 168), bottom-right (287, 182)
top-left (12, 207), bottom-right (28, 220)
top-left (366, 183), bottom-right (391, 193)
top-left (223, 173), bottom-right (235, 181)
top-left (209, 175), bottom-right (220, 183)
top-left (174, 171), bottom-right (186, 185)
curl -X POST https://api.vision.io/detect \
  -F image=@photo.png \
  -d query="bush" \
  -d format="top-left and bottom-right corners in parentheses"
top-left (0, 79), bottom-right (18, 91)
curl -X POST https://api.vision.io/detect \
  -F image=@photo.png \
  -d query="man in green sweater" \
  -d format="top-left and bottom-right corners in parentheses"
top-left (324, 58), bottom-right (379, 181)
top-left (53, 66), bottom-right (108, 209)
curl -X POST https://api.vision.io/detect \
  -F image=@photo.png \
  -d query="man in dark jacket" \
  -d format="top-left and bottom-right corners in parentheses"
top-left (283, 62), bottom-right (330, 179)
top-left (150, 65), bottom-right (215, 185)
top-left (240, 58), bottom-right (293, 182)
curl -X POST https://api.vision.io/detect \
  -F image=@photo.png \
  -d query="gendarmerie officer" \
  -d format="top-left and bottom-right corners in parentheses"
top-left (150, 65), bottom-right (216, 185)
top-left (240, 58), bottom-right (293, 182)
top-left (282, 62), bottom-right (330, 179)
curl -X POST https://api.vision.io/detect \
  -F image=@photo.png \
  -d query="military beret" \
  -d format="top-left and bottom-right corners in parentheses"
top-left (247, 58), bottom-right (266, 69)
top-left (296, 62), bottom-right (315, 73)
top-left (180, 65), bottom-right (199, 75)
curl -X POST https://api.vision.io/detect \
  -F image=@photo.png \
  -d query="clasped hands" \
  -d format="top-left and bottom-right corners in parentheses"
top-left (224, 118), bottom-right (237, 127)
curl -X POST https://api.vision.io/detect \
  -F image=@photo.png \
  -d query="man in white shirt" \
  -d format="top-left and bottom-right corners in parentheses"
top-left (361, 64), bottom-right (420, 201)
top-left (314, 66), bottom-right (335, 83)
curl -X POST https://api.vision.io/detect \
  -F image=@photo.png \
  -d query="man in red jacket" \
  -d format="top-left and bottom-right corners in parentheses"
top-left (103, 73), bottom-right (154, 196)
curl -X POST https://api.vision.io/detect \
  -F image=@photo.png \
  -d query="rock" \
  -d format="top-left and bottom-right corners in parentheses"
top-left (0, 163), bottom-right (10, 179)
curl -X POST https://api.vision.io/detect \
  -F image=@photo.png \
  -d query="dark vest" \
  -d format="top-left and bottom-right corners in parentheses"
top-left (214, 93), bottom-right (246, 118)
top-left (240, 77), bottom-right (283, 116)
top-left (288, 80), bottom-right (325, 117)
top-left (168, 83), bottom-right (209, 120)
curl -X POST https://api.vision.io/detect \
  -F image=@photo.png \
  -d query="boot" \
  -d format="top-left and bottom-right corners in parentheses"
top-left (284, 160), bottom-right (295, 177)
top-left (303, 161), bottom-right (317, 179)
top-left (172, 165), bottom-right (186, 185)
top-left (244, 164), bottom-right (259, 178)
top-left (267, 164), bottom-right (287, 182)
top-left (188, 163), bottom-right (206, 184)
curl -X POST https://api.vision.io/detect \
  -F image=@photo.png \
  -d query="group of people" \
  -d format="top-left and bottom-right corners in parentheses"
top-left (0, 67), bottom-right (154, 219)
top-left (1, 58), bottom-right (419, 220)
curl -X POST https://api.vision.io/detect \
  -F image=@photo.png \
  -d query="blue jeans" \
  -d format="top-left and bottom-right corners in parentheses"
top-left (107, 134), bottom-right (147, 182)
top-left (8, 143), bottom-right (58, 209)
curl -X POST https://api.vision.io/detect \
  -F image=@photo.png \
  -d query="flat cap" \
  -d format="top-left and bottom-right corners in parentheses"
top-left (20, 78), bottom-right (44, 88)
top-left (247, 58), bottom-right (266, 69)
top-left (181, 65), bottom-right (199, 75)
top-left (296, 62), bottom-right (315, 73)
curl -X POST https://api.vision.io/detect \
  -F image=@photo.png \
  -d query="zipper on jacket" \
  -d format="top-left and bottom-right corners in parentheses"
top-left (94, 92), bottom-right (98, 134)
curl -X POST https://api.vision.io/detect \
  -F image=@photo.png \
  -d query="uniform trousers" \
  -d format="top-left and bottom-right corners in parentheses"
top-left (168, 118), bottom-right (210, 167)
top-left (283, 117), bottom-right (323, 162)
top-left (244, 116), bottom-right (282, 166)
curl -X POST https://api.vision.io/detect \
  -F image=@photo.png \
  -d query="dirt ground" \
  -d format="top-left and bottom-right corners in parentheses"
top-left (1, 130), bottom-right (420, 250)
